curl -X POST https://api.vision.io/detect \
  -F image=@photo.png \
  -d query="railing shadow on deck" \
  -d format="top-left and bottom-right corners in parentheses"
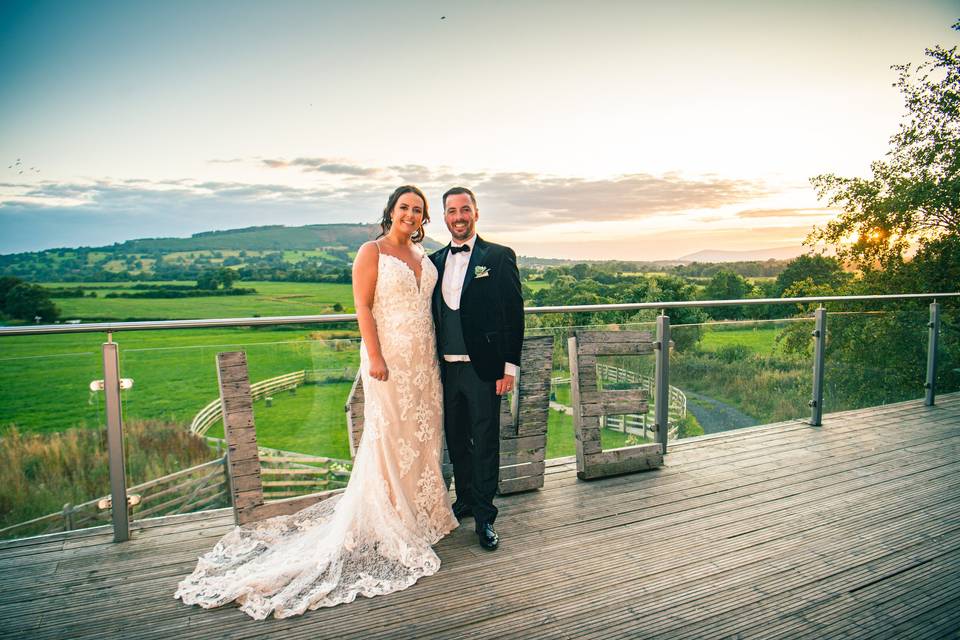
top-left (0, 292), bottom-right (957, 543)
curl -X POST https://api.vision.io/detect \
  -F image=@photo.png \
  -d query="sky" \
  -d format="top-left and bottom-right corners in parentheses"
top-left (0, 0), bottom-right (957, 260)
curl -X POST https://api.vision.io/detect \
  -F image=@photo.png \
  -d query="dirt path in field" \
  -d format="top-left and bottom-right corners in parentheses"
top-left (683, 390), bottom-right (758, 434)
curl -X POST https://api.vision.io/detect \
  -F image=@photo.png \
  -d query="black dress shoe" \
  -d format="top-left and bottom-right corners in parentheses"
top-left (477, 522), bottom-right (499, 551)
top-left (452, 502), bottom-right (473, 521)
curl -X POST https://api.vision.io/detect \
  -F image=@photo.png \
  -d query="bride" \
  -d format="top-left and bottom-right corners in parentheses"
top-left (175, 185), bottom-right (458, 619)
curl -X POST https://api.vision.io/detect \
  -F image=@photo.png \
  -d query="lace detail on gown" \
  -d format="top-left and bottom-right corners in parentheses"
top-left (174, 250), bottom-right (458, 620)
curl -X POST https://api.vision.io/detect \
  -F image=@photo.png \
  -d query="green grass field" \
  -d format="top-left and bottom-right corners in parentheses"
top-left (0, 326), bottom-right (360, 434)
top-left (697, 324), bottom-right (781, 354)
top-left (5, 281), bottom-right (787, 451)
top-left (546, 409), bottom-right (637, 458)
top-left (44, 281), bottom-right (355, 321)
top-left (523, 281), bottom-right (552, 292)
top-left (205, 382), bottom-right (354, 459)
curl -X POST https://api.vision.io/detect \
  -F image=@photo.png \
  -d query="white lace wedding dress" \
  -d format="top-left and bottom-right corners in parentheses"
top-left (175, 249), bottom-right (458, 619)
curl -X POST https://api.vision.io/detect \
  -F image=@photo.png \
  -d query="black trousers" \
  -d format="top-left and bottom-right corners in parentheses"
top-left (442, 361), bottom-right (500, 528)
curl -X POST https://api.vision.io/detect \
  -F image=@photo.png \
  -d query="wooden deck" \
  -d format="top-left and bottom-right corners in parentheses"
top-left (2, 395), bottom-right (959, 639)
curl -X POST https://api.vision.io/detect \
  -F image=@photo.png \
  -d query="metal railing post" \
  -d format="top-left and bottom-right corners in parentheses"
top-left (926, 301), bottom-right (941, 406)
top-left (810, 306), bottom-right (827, 426)
top-left (655, 312), bottom-right (670, 454)
top-left (102, 336), bottom-right (130, 542)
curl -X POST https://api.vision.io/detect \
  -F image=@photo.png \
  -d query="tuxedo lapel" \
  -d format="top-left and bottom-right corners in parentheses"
top-left (462, 236), bottom-right (488, 295)
top-left (435, 245), bottom-right (450, 284)
top-left (433, 245), bottom-right (451, 319)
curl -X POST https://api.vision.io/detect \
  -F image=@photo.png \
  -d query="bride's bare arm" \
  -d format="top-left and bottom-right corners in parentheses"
top-left (352, 242), bottom-right (389, 381)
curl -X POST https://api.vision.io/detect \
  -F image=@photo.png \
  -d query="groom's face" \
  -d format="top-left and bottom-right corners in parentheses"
top-left (444, 193), bottom-right (478, 243)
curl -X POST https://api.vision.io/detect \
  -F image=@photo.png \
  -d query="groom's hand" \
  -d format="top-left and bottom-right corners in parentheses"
top-left (495, 374), bottom-right (515, 396)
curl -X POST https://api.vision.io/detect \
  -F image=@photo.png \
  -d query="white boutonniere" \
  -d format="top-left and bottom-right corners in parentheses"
top-left (474, 265), bottom-right (490, 279)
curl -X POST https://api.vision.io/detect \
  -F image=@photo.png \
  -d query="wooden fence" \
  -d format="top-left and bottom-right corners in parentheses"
top-left (0, 456), bottom-right (231, 540)
top-left (258, 449), bottom-right (352, 499)
top-left (190, 370), bottom-right (306, 435)
top-left (0, 442), bottom-right (353, 540)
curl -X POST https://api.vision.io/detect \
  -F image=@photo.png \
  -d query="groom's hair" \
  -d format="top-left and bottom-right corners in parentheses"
top-left (442, 186), bottom-right (477, 210)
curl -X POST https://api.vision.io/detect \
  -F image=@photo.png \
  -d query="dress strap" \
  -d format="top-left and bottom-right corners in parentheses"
top-left (373, 239), bottom-right (382, 254)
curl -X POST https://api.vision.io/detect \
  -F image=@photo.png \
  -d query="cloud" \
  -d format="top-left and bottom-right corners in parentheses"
top-left (508, 226), bottom-right (814, 262)
top-left (474, 172), bottom-right (769, 224)
top-left (0, 163), bottom-right (795, 256)
top-left (0, 177), bottom-right (383, 252)
top-left (735, 207), bottom-right (834, 219)
top-left (262, 157), bottom-right (380, 176)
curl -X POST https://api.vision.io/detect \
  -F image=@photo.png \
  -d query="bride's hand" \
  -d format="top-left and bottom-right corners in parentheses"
top-left (369, 355), bottom-right (389, 382)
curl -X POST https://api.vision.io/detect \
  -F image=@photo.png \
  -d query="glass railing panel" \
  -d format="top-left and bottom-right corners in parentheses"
top-left (669, 317), bottom-right (814, 440)
top-left (0, 333), bottom-right (113, 539)
top-left (822, 306), bottom-right (928, 414)
top-left (114, 325), bottom-right (359, 517)
top-left (937, 303), bottom-right (960, 396)
top-left (246, 336), bottom-right (357, 502)
top-left (113, 328), bottom-right (229, 522)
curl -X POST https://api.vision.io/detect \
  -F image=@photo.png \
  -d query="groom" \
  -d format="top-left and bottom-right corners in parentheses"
top-left (430, 187), bottom-right (525, 551)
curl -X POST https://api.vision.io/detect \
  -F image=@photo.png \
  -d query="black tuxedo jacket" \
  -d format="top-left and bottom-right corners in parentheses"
top-left (430, 236), bottom-right (525, 382)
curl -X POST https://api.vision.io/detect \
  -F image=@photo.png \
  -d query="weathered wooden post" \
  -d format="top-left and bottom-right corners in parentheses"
top-left (62, 504), bottom-right (74, 531)
top-left (810, 306), bottom-right (827, 426)
top-left (497, 335), bottom-right (553, 493)
top-left (569, 330), bottom-right (663, 480)
top-left (217, 351), bottom-right (263, 525)
top-left (926, 301), bottom-right (940, 406)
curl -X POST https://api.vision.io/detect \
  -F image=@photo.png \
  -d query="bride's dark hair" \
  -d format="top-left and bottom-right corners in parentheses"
top-left (378, 185), bottom-right (429, 243)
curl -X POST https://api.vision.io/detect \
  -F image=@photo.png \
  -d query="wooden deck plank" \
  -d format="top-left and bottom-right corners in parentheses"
top-left (15, 432), bottom-right (952, 616)
top-left (7, 440), bottom-right (960, 636)
top-left (37, 448), bottom-right (960, 636)
top-left (1, 396), bottom-right (958, 639)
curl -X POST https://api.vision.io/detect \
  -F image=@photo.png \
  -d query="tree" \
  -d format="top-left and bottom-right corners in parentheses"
top-left (217, 267), bottom-right (237, 289)
top-left (809, 22), bottom-right (960, 271)
top-left (774, 255), bottom-right (850, 296)
top-left (703, 271), bottom-right (752, 320)
top-left (649, 276), bottom-right (708, 351)
top-left (196, 271), bottom-right (218, 290)
top-left (0, 276), bottom-right (24, 303)
top-left (4, 283), bottom-right (59, 322)
top-left (800, 23), bottom-right (960, 406)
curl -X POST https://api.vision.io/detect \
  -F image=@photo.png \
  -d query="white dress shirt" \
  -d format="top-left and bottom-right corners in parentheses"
top-left (441, 235), bottom-right (518, 377)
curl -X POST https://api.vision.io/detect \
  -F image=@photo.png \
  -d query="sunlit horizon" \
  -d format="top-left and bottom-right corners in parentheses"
top-left (0, 0), bottom-right (956, 260)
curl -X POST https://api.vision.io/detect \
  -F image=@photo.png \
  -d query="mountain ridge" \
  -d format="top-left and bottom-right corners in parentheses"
top-left (677, 246), bottom-right (806, 263)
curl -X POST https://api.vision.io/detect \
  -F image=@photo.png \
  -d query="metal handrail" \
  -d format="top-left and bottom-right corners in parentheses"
top-left (2, 290), bottom-right (953, 543)
top-left (0, 292), bottom-right (956, 336)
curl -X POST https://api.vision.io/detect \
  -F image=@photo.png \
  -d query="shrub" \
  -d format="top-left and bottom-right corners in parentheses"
top-left (714, 343), bottom-right (753, 364)
top-left (675, 413), bottom-right (704, 439)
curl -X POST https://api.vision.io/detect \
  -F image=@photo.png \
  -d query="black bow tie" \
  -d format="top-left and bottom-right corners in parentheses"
top-left (450, 244), bottom-right (470, 254)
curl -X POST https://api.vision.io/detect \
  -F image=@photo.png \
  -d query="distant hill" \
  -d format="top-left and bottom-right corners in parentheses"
top-left (0, 224), bottom-right (446, 282)
top-left (112, 223), bottom-right (446, 253)
top-left (677, 246), bottom-right (806, 263)
top-left (0, 222), bottom-right (805, 283)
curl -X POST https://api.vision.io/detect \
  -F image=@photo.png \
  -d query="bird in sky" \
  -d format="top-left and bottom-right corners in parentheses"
top-left (9, 159), bottom-right (41, 174)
